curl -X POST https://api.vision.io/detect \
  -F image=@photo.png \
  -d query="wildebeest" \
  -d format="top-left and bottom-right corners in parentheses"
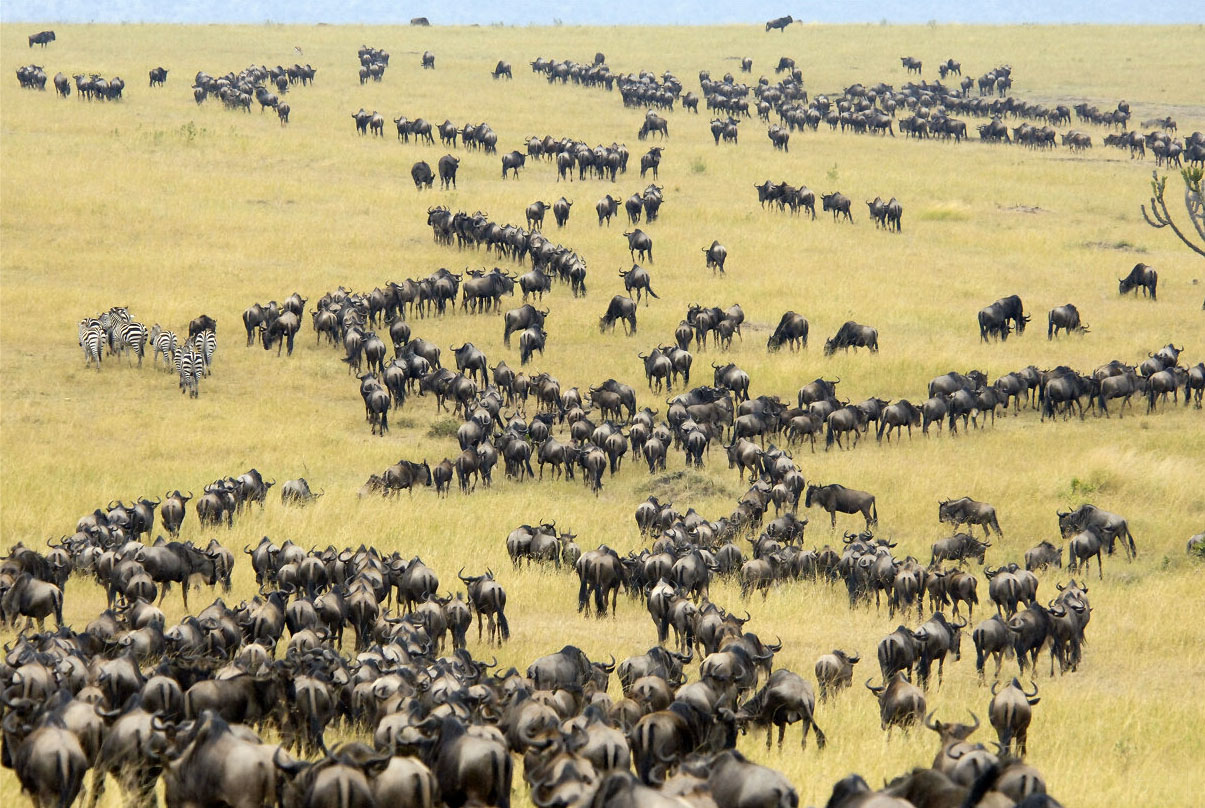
top-left (938, 497), bottom-right (1003, 538)
top-left (865, 672), bottom-right (926, 734)
top-left (640, 147), bottom-right (663, 179)
top-left (703, 240), bottom-right (727, 274)
top-left (867, 197), bottom-right (902, 231)
top-left (411, 161), bottom-right (435, 190)
top-left (148, 66), bottom-right (168, 87)
top-left (519, 326), bottom-right (546, 365)
top-left (806, 483), bottom-right (877, 529)
top-left (1057, 504), bottom-right (1137, 560)
top-left (990, 678), bottom-right (1040, 756)
top-left (1118, 262), bottom-right (1157, 300)
top-left (766, 16), bottom-right (794, 31)
top-left (824, 321), bottom-right (878, 355)
top-left (421, 50), bottom-right (435, 68)
top-left (767, 311), bottom-right (808, 351)
top-left (821, 192), bottom-right (853, 222)
top-left (877, 400), bottom-right (921, 443)
top-left (438, 154), bottom-right (459, 189)
top-left (526, 200), bottom-right (550, 230)
top-left (1047, 304), bottom-right (1087, 338)
top-left (618, 264), bottom-right (659, 305)
top-left (492, 60), bottom-right (512, 79)
top-left (553, 196), bottom-right (572, 226)
top-left (624, 229), bottom-right (653, 262)
top-left (736, 669), bottom-right (826, 749)
top-left (28, 30), bottom-right (56, 47)
top-left (501, 150), bottom-right (526, 179)
top-left (814, 650), bottom-right (860, 701)
top-left (280, 477), bottom-right (323, 505)
top-left (596, 194), bottom-right (619, 226)
top-left (600, 295), bottom-right (638, 335)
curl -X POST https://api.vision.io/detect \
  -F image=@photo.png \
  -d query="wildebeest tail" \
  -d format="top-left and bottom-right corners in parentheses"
top-left (825, 423), bottom-right (835, 448)
top-left (497, 608), bottom-right (510, 640)
top-left (646, 285), bottom-right (660, 299)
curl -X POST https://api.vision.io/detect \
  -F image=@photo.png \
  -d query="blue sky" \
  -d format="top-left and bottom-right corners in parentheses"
top-left (3, 1), bottom-right (1202, 24)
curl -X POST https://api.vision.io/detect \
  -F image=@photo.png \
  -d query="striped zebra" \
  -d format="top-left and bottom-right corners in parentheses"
top-left (174, 347), bottom-right (203, 398)
top-left (98, 307), bottom-right (131, 355)
top-left (114, 321), bottom-right (149, 366)
top-left (78, 321), bottom-right (105, 370)
top-left (189, 329), bottom-right (217, 375)
top-left (150, 324), bottom-right (178, 371)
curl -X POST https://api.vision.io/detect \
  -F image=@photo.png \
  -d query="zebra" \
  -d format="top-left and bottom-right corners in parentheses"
top-left (150, 324), bottom-right (178, 371)
top-left (189, 329), bottom-right (217, 375)
top-left (174, 347), bottom-right (203, 397)
top-left (114, 321), bottom-right (149, 366)
top-left (79, 322), bottom-right (104, 370)
top-left (99, 307), bottom-right (131, 355)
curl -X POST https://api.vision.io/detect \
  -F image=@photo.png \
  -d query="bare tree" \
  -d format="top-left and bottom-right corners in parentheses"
top-left (1141, 168), bottom-right (1205, 258)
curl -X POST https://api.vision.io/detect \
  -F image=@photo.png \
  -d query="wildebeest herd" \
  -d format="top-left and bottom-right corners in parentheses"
top-left (8, 20), bottom-right (1204, 808)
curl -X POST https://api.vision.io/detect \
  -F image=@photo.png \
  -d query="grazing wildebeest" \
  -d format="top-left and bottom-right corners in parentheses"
top-left (767, 312), bottom-right (808, 351)
top-left (821, 192), bottom-right (853, 222)
top-left (766, 16), bottom-right (794, 31)
top-left (600, 295), bottom-right (638, 335)
top-left (1047, 304), bottom-right (1087, 338)
top-left (824, 321), bottom-right (878, 355)
top-left (492, 60), bottom-right (512, 79)
top-left (939, 497), bottom-right (1003, 538)
top-left (806, 483), bottom-right (877, 529)
top-left (1118, 262), bottom-right (1157, 300)
top-left (703, 240), bottom-right (727, 274)
top-left (624, 229), bottom-right (653, 262)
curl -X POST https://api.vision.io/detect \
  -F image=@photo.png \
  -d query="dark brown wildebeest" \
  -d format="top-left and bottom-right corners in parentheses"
top-left (814, 650), bottom-right (860, 701)
top-left (990, 678), bottom-right (1040, 756)
top-left (821, 192), bottom-right (852, 222)
top-left (865, 672), bottom-right (926, 735)
top-left (823, 321), bottom-right (878, 355)
top-left (767, 311), bottom-right (808, 351)
top-left (421, 50), bottom-right (435, 68)
top-left (411, 161), bottom-right (435, 190)
top-left (901, 56), bottom-right (923, 74)
top-left (600, 295), bottom-right (637, 335)
top-left (972, 614), bottom-right (1010, 681)
top-left (1057, 504), bottom-right (1137, 560)
top-left (1118, 262), bottom-right (1157, 300)
top-left (1024, 540), bottom-right (1062, 571)
top-left (596, 194), bottom-right (619, 226)
top-left (619, 264), bottom-right (659, 304)
top-left (624, 229), bottom-right (653, 262)
top-left (806, 483), bottom-right (877, 529)
top-left (1047, 304), bottom-right (1087, 338)
top-left (938, 497), bottom-right (1003, 538)
top-left (877, 400), bottom-right (921, 443)
top-left (736, 669), bottom-right (826, 749)
top-left (29, 30), bottom-right (56, 47)
top-left (766, 16), bottom-right (794, 32)
top-left (703, 240), bottom-right (727, 274)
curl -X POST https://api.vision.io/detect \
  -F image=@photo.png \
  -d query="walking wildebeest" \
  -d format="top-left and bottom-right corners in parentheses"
top-left (806, 483), bottom-right (878, 529)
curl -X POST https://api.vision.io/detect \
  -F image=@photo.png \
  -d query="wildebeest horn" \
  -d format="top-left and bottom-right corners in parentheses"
top-left (865, 678), bottom-right (884, 694)
top-left (924, 711), bottom-right (940, 731)
top-left (600, 654), bottom-right (616, 673)
top-left (847, 652), bottom-right (860, 664)
top-left (766, 636), bottom-right (783, 652)
top-left (991, 680), bottom-right (1001, 695)
top-left (1025, 680), bottom-right (1039, 697)
top-left (968, 711), bottom-right (980, 731)
top-left (952, 616), bottom-right (967, 629)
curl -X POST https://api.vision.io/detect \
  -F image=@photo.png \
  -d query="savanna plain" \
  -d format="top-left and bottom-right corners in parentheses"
top-left (2, 21), bottom-right (1204, 808)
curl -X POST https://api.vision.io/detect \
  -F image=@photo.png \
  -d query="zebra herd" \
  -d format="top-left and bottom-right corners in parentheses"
top-left (77, 307), bottom-right (216, 398)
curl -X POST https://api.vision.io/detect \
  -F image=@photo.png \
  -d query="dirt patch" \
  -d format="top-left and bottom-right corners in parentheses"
top-left (998, 204), bottom-right (1049, 214)
top-left (1082, 240), bottom-right (1147, 253)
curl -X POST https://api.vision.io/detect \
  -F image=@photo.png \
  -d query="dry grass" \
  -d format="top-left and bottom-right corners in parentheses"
top-left (2, 21), bottom-right (1205, 808)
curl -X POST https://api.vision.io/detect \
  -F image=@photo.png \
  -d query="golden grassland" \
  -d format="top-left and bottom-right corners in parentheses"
top-left (2, 21), bottom-right (1205, 807)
